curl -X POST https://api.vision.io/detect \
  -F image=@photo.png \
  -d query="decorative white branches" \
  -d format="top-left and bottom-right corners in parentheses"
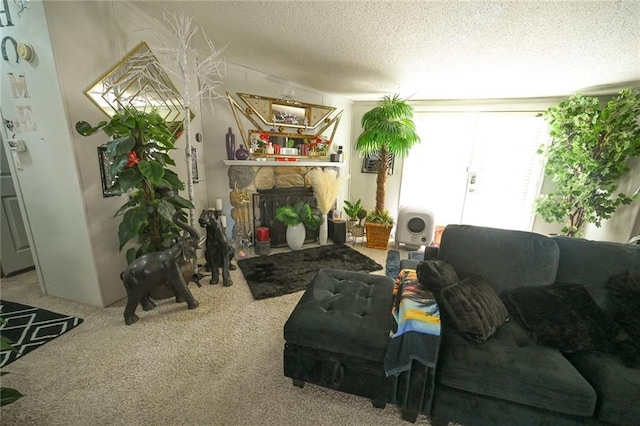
top-left (141, 12), bottom-right (227, 230)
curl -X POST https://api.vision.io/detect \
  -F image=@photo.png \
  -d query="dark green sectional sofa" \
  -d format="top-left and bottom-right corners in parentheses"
top-left (401, 225), bottom-right (639, 426)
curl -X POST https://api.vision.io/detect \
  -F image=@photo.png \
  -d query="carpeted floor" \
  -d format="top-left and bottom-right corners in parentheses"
top-left (0, 243), bottom-right (445, 426)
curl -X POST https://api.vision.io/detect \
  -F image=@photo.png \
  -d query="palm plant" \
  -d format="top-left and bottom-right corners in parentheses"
top-left (355, 94), bottom-right (420, 216)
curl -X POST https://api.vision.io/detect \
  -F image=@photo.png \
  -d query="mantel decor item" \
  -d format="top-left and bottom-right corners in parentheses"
top-left (225, 127), bottom-right (236, 160)
top-left (235, 144), bottom-right (249, 160)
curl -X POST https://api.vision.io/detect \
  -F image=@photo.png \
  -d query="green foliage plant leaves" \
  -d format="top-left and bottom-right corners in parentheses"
top-left (344, 199), bottom-right (363, 220)
top-left (76, 108), bottom-right (189, 262)
top-left (535, 89), bottom-right (640, 237)
top-left (355, 94), bottom-right (420, 213)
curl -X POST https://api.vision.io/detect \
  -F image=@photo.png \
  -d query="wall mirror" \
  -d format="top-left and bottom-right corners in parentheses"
top-left (227, 92), bottom-right (342, 156)
top-left (83, 41), bottom-right (190, 125)
top-left (237, 93), bottom-right (336, 130)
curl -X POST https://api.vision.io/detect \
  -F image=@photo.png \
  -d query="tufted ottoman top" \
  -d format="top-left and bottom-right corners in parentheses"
top-left (284, 268), bottom-right (395, 362)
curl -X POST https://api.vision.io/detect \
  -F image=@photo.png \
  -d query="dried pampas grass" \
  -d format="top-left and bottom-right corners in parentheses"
top-left (307, 167), bottom-right (345, 214)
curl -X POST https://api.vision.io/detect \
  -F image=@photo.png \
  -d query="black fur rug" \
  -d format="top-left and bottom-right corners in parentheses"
top-left (237, 244), bottom-right (383, 300)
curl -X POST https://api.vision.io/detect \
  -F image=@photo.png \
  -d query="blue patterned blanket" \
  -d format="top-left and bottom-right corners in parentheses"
top-left (384, 269), bottom-right (442, 376)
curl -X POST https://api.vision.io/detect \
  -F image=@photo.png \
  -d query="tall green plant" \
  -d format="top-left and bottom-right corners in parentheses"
top-left (76, 109), bottom-right (194, 262)
top-left (535, 89), bottom-right (640, 237)
top-left (355, 94), bottom-right (420, 217)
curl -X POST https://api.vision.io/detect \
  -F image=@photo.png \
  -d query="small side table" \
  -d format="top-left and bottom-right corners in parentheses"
top-left (327, 219), bottom-right (347, 244)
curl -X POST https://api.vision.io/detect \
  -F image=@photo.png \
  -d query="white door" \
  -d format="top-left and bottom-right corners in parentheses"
top-left (0, 134), bottom-right (34, 276)
top-left (460, 113), bottom-right (548, 230)
top-left (400, 112), bottom-right (547, 232)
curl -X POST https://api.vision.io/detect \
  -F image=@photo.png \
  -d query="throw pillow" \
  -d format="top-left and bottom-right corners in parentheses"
top-left (502, 284), bottom-right (629, 354)
top-left (438, 274), bottom-right (509, 344)
top-left (607, 271), bottom-right (640, 339)
top-left (606, 271), bottom-right (640, 368)
top-left (416, 260), bottom-right (459, 293)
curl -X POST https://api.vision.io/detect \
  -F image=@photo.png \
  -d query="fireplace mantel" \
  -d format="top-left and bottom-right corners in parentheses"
top-left (222, 160), bottom-right (346, 168)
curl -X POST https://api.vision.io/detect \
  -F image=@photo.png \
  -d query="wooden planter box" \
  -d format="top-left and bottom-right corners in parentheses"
top-left (365, 223), bottom-right (392, 249)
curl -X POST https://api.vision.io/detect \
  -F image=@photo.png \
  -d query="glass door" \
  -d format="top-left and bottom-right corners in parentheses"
top-left (399, 111), bottom-right (548, 232)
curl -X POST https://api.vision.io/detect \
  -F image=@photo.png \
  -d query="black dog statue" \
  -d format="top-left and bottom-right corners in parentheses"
top-left (198, 209), bottom-right (235, 286)
top-left (121, 213), bottom-right (200, 325)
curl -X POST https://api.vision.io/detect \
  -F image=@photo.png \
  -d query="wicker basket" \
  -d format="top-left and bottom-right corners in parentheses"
top-left (352, 224), bottom-right (365, 237)
top-left (365, 223), bottom-right (392, 249)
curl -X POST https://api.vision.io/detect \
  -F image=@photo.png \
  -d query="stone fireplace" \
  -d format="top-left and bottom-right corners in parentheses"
top-left (226, 164), bottom-right (340, 247)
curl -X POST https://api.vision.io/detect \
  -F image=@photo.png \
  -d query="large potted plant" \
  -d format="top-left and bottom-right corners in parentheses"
top-left (535, 89), bottom-right (640, 237)
top-left (76, 109), bottom-right (194, 267)
top-left (275, 201), bottom-right (323, 250)
top-left (355, 94), bottom-right (420, 248)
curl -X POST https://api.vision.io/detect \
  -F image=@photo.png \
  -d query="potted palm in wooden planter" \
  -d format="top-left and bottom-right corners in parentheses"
top-left (355, 94), bottom-right (420, 249)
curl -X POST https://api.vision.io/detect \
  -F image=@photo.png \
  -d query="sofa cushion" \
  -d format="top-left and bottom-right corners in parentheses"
top-left (438, 274), bottom-right (509, 344)
top-left (437, 320), bottom-right (597, 417)
top-left (502, 284), bottom-right (629, 354)
top-left (416, 260), bottom-right (459, 293)
top-left (566, 351), bottom-right (640, 425)
top-left (438, 225), bottom-right (559, 294)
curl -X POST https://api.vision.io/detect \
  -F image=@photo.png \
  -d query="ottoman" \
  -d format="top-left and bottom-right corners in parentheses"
top-left (283, 268), bottom-right (396, 407)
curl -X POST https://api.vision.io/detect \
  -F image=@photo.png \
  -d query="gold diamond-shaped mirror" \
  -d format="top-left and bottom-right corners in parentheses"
top-left (84, 41), bottom-right (191, 125)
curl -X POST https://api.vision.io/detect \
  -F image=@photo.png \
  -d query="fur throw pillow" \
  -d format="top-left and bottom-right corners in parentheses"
top-left (502, 284), bottom-right (629, 354)
top-left (416, 260), bottom-right (459, 293)
top-left (438, 274), bottom-right (509, 344)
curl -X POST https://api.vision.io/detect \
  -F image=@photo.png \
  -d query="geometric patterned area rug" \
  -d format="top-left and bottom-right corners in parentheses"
top-left (0, 300), bottom-right (83, 368)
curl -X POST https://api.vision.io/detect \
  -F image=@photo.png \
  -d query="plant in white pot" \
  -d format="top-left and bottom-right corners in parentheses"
top-left (275, 201), bottom-right (323, 250)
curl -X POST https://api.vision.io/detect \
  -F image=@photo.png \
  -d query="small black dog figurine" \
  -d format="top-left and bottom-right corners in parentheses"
top-left (198, 209), bottom-right (235, 286)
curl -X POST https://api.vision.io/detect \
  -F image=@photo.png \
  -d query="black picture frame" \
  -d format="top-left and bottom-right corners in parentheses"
top-left (361, 154), bottom-right (394, 175)
top-left (97, 146), bottom-right (122, 198)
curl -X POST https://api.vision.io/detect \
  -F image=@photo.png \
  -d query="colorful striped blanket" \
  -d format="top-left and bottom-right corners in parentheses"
top-left (384, 269), bottom-right (442, 376)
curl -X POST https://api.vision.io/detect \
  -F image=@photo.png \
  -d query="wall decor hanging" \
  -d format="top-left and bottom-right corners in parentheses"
top-left (226, 92), bottom-right (342, 160)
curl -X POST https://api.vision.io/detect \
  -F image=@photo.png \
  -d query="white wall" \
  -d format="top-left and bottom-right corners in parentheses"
top-left (1, 0), bottom-right (101, 304)
top-left (42, 0), bottom-right (211, 305)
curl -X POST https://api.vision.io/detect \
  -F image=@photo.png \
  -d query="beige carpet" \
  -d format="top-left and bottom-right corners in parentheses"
top-left (0, 244), bottom-right (440, 426)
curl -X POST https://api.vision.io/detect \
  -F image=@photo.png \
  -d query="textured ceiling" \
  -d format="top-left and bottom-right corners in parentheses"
top-left (132, 0), bottom-right (640, 101)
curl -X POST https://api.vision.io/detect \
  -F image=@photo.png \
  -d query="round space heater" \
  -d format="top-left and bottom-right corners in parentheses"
top-left (395, 206), bottom-right (435, 248)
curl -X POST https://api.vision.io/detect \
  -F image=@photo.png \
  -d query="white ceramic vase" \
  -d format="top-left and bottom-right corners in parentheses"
top-left (286, 223), bottom-right (306, 250)
top-left (318, 215), bottom-right (328, 245)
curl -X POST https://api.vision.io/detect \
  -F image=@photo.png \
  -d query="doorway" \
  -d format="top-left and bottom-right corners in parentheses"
top-left (399, 111), bottom-right (548, 232)
top-left (0, 132), bottom-right (34, 276)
